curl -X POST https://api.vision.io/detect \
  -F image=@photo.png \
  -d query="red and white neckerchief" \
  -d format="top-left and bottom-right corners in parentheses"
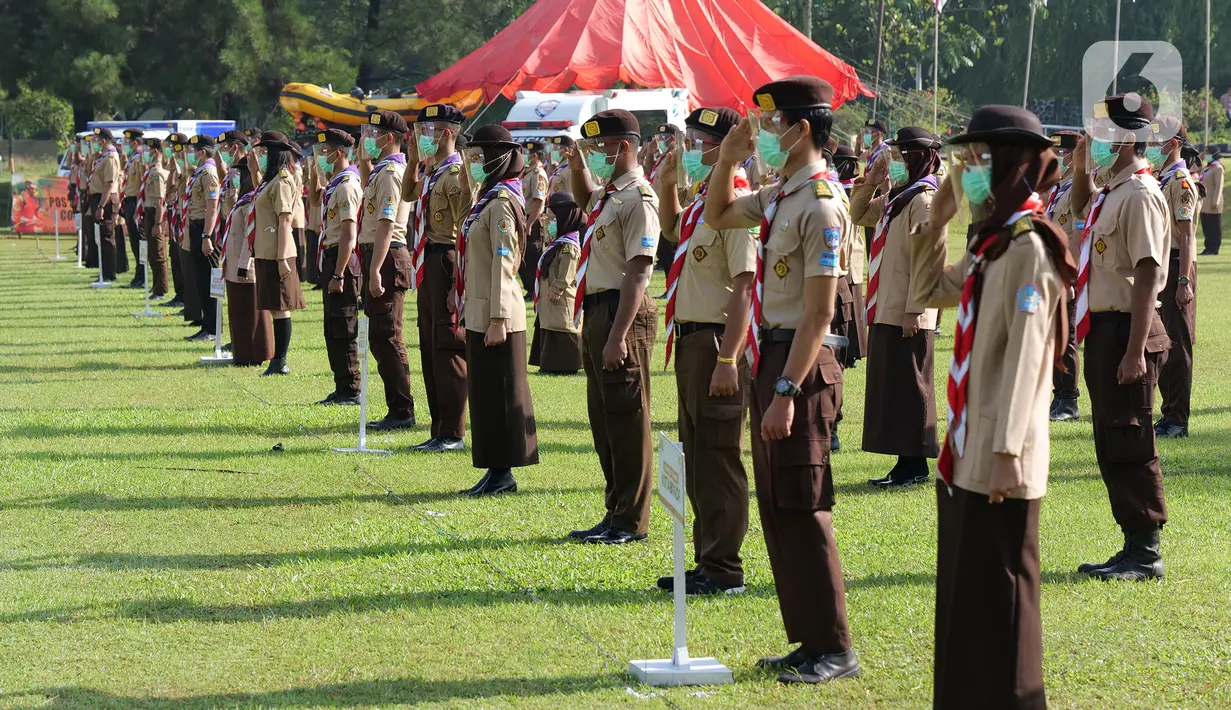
top-left (534, 230), bottom-right (580, 311)
top-left (317, 166), bottom-right (361, 273)
top-left (662, 171), bottom-right (751, 368)
top-left (1045, 178), bottom-right (1072, 220)
top-left (866, 175), bottom-right (938, 322)
top-left (572, 181), bottom-right (620, 326)
top-left (937, 194), bottom-right (1045, 491)
top-left (182, 159), bottom-right (216, 236)
top-left (410, 152), bottom-right (462, 289)
top-left (456, 178), bottom-right (524, 327)
top-left (841, 178), bottom-right (855, 191)
top-left (863, 143), bottom-right (887, 174)
top-left (92, 148), bottom-right (116, 176)
top-left (745, 170), bottom-right (830, 374)
top-left (1075, 167), bottom-right (1155, 343)
top-left (218, 190), bottom-right (256, 265)
top-left (648, 152), bottom-right (669, 184)
top-left (136, 163), bottom-right (155, 229)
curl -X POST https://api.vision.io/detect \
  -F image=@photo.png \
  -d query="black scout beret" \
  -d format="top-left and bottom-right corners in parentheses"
top-left (145, 137), bottom-right (164, 150)
top-left (1094, 93), bottom-right (1154, 130)
top-left (315, 128), bottom-right (356, 147)
top-left (548, 135), bottom-right (575, 147)
top-left (753, 75), bottom-right (835, 112)
top-left (864, 119), bottom-right (888, 135)
top-left (188, 134), bottom-right (215, 150)
top-left (417, 104), bottom-right (465, 124)
top-left (656, 124), bottom-right (682, 135)
top-left (93, 127), bottom-right (114, 140)
top-left (368, 109), bottom-right (409, 134)
top-left (580, 109), bottom-right (641, 141)
top-left (123, 128), bottom-right (144, 140)
top-left (685, 107), bottom-right (741, 139)
top-left (219, 130), bottom-right (250, 146)
top-left (886, 126), bottom-right (942, 151)
top-left (523, 139), bottom-right (547, 153)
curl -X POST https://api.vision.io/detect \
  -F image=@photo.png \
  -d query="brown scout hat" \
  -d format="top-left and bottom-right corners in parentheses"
top-left (469, 124), bottom-right (521, 149)
top-left (417, 104), bottom-right (465, 125)
top-left (864, 119), bottom-right (889, 135)
top-left (256, 130), bottom-right (294, 150)
top-left (368, 109), bottom-right (409, 134)
top-left (316, 128), bottom-right (356, 147)
top-left (685, 107), bottom-right (740, 139)
top-left (123, 128), bottom-right (144, 140)
top-left (886, 126), bottom-right (942, 151)
top-left (93, 127), bottom-right (115, 141)
top-left (947, 105), bottom-right (1052, 149)
top-left (752, 75), bottom-right (835, 112)
top-left (580, 109), bottom-right (640, 141)
top-left (219, 130), bottom-right (250, 146)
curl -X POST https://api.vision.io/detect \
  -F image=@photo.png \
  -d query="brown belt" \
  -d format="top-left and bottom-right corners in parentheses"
top-left (675, 322), bottom-right (723, 337)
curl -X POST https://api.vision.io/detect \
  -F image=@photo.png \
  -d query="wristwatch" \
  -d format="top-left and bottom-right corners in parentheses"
top-left (331, 274), bottom-right (345, 282)
top-left (1178, 276), bottom-right (1191, 286)
top-left (774, 376), bottom-right (802, 398)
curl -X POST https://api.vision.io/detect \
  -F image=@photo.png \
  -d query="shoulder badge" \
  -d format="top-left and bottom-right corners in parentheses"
top-left (278, 168), bottom-right (290, 178)
top-left (497, 218), bottom-right (512, 233)
top-left (693, 246), bottom-right (707, 262)
top-left (449, 184), bottom-right (463, 196)
top-left (1181, 178), bottom-right (1192, 191)
top-left (824, 227), bottom-right (841, 249)
top-left (449, 165), bottom-right (460, 175)
top-left (638, 184), bottom-right (654, 200)
top-left (1016, 284), bottom-right (1041, 314)
top-left (1058, 214), bottom-right (1068, 226)
top-left (814, 181), bottom-right (832, 199)
top-left (1010, 217), bottom-right (1033, 238)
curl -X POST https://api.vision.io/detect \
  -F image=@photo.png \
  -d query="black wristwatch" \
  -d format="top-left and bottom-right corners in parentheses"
top-left (331, 274), bottom-right (345, 282)
top-left (774, 376), bottom-right (802, 398)
top-left (1178, 276), bottom-right (1191, 286)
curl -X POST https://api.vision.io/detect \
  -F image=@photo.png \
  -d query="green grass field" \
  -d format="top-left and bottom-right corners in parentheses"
top-left (1, 230), bottom-right (1229, 709)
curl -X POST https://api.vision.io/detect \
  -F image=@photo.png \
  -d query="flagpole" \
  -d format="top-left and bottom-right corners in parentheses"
top-left (933, 3), bottom-right (940, 134)
top-left (872, 0), bottom-right (886, 120)
top-left (1205, 0), bottom-right (1212, 147)
top-left (1112, 0), bottom-right (1122, 93)
top-left (1023, 0), bottom-right (1038, 109)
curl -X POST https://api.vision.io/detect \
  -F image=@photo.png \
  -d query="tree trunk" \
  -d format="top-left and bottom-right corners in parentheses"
top-left (800, 0), bottom-right (811, 40)
top-left (356, 0), bottom-right (382, 93)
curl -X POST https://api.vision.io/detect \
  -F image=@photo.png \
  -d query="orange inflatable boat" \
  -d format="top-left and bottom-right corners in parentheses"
top-left (279, 83), bottom-right (483, 130)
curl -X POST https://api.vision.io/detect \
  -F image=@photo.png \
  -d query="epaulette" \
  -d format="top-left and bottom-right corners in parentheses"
top-left (1009, 216), bottom-right (1034, 239)
top-left (448, 165), bottom-right (461, 175)
top-left (638, 184), bottom-right (654, 201)
top-left (814, 180), bottom-right (833, 199)
top-left (278, 168), bottom-right (290, 179)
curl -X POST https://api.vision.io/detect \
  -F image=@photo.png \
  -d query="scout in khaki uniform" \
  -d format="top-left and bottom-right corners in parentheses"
top-left (251, 131), bottom-right (308, 375)
top-left (566, 109), bottom-right (660, 545)
top-left (1045, 131), bottom-right (1083, 421)
top-left (1148, 118), bottom-right (1199, 439)
top-left (312, 129), bottom-right (364, 406)
top-left (860, 119), bottom-right (889, 173)
top-left (910, 104), bottom-right (1074, 710)
top-left (217, 130), bottom-right (252, 247)
top-left (359, 110), bottom-right (417, 430)
top-left (163, 134), bottom-right (189, 311)
top-left (654, 106), bottom-right (756, 596)
top-left (404, 104), bottom-right (472, 449)
top-left (171, 136), bottom-right (203, 325)
top-left (1070, 95), bottom-right (1171, 581)
top-left (456, 125), bottom-right (540, 496)
top-left (87, 127), bottom-right (123, 282)
top-left (529, 192), bottom-right (584, 374)
top-left (185, 134), bottom-right (223, 342)
top-left (851, 127), bottom-right (945, 487)
top-left (704, 76), bottom-right (860, 685)
top-left (519, 140), bottom-right (549, 297)
top-left (222, 162), bottom-right (274, 367)
top-left (1199, 149), bottom-right (1224, 255)
top-left (140, 138), bottom-right (172, 299)
top-left (546, 135), bottom-right (574, 195)
top-left (121, 129), bottom-right (145, 287)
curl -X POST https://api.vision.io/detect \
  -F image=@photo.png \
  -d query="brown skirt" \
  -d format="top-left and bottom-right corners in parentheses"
top-left (528, 320), bottom-right (583, 373)
top-left (935, 483), bottom-right (1045, 710)
top-left (465, 329), bottom-right (539, 469)
top-left (862, 323), bottom-right (940, 457)
top-left (254, 258), bottom-right (306, 312)
top-left (226, 281), bottom-right (274, 366)
top-left (848, 282), bottom-right (868, 363)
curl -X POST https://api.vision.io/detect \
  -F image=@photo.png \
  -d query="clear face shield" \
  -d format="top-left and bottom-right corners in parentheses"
top-left (579, 137), bottom-right (628, 182)
top-left (747, 106), bottom-right (797, 173)
top-left (677, 129), bottom-right (721, 188)
top-left (954, 143), bottom-right (993, 207)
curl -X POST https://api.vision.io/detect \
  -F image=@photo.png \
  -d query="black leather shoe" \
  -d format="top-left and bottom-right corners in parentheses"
top-left (368, 414), bottom-right (415, 430)
top-left (221, 342), bottom-right (232, 353)
top-left (413, 438), bottom-right (439, 451)
top-left (830, 431), bottom-right (840, 452)
top-left (470, 468), bottom-right (517, 496)
top-left (1091, 530), bottom-right (1164, 581)
top-left (1078, 533), bottom-right (1128, 574)
top-left (866, 474), bottom-right (893, 486)
top-left (330, 394), bottom-right (360, 406)
top-left (1050, 398), bottom-right (1079, 422)
top-left (165, 299), bottom-right (184, 308)
top-left (756, 646), bottom-right (810, 670)
top-left (685, 573), bottom-right (746, 596)
top-left (657, 569), bottom-right (697, 591)
top-left (185, 330), bottom-right (213, 342)
top-left (460, 470), bottom-right (491, 495)
top-left (873, 473), bottom-right (930, 488)
top-left (419, 437), bottom-right (465, 453)
top-left (568, 522), bottom-right (609, 541)
top-left (261, 358), bottom-right (289, 376)
top-left (315, 392), bottom-right (338, 406)
top-left (1155, 421), bottom-right (1188, 438)
top-left (778, 649), bottom-right (861, 684)
top-left (584, 527), bottom-right (647, 545)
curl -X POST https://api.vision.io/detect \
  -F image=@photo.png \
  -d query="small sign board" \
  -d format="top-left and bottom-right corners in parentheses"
top-left (209, 268), bottom-right (225, 298)
top-left (657, 433), bottom-right (685, 525)
top-left (357, 316), bottom-right (370, 357)
top-left (139, 241), bottom-right (148, 265)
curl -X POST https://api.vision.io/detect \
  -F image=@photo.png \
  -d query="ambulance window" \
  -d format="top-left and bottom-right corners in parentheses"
top-left (628, 111), bottom-right (669, 141)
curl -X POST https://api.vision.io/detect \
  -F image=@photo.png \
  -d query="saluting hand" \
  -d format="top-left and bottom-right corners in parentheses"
top-left (865, 153), bottom-right (890, 187)
top-left (565, 147), bottom-right (583, 171)
top-left (988, 453), bottom-right (1024, 504)
top-left (658, 149), bottom-right (680, 189)
top-left (719, 118), bottom-right (756, 165)
top-left (761, 396), bottom-right (794, 440)
top-left (1117, 350), bottom-right (1147, 385)
top-left (1072, 134), bottom-right (1089, 173)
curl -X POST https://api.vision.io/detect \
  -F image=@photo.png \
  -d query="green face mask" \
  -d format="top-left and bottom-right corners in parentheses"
top-left (364, 137), bottom-right (380, 159)
top-left (862, 133), bottom-right (873, 148)
top-left (549, 148), bottom-right (562, 164)
top-left (1145, 145), bottom-right (1165, 169)
top-left (123, 144), bottom-right (134, 157)
top-left (546, 221), bottom-right (558, 239)
top-left (316, 154), bottom-right (332, 174)
top-left (257, 154), bottom-right (268, 172)
top-left (888, 159), bottom-right (908, 185)
top-left (586, 150), bottom-right (615, 180)
top-left (187, 153), bottom-right (199, 168)
top-left (757, 129), bottom-right (789, 169)
top-left (418, 134), bottom-right (440, 158)
top-left (961, 164), bottom-right (993, 205)
top-left (163, 147), bottom-right (173, 159)
top-left (1090, 139), bottom-right (1118, 168)
top-left (218, 151), bottom-right (231, 169)
top-left (682, 149), bottom-right (711, 182)
top-left (230, 175), bottom-right (240, 190)
top-left (469, 163), bottom-right (487, 182)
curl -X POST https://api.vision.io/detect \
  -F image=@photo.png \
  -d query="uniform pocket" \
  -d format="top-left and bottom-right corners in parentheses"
top-left (327, 311), bottom-right (358, 339)
top-left (434, 324), bottom-right (466, 351)
top-left (602, 365), bottom-right (644, 413)
top-left (389, 248), bottom-right (413, 289)
top-left (1103, 410), bottom-right (1155, 466)
top-left (771, 459), bottom-right (831, 511)
top-left (700, 401), bottom-right (745, 449)
top-left (365, 299), bottom-right (395, 337)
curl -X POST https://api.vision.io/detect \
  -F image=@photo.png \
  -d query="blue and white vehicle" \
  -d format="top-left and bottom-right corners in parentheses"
top-left (501, 89), bottom-right (689, 146)
top-left (57, 119), bottom-right (236, 177)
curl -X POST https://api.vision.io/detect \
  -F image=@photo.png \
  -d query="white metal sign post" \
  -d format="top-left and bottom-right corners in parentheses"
top-left (75, 214), bottom-right (85, 268)
top-left (49, 208), bottom-right (67, 261)
top-left (88, 225), bottom-right (111, 289)
top-left (132, 241), bottom-right (163, 318)
top-left (200, 267), bottom-right (232, 365)
top-left (334, 316), bottom-right (390, 455)
top-left (629, 434), bottom-right (733, 687)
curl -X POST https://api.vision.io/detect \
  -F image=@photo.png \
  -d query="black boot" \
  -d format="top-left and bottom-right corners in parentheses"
top-left (459, 470), bottom-right (491, 495)
top-left (1078, 531), bottom-right (1129, 574)
top-left (1091, 530), bottom-right (1164, 581)
top-left (266, 317), bottom-right (292, 375)
top-left (262, 358), bottom-right (289, 376)
top-left (471, 468), bottom-right (517, 496)
top-left (1050, 398), bottom-right (1079, 422)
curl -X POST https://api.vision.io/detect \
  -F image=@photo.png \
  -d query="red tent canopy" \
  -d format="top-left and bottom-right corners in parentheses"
top-left (416, 0), bottom-right (874, 112)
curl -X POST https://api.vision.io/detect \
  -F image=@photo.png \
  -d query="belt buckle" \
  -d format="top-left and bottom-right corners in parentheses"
top-left (674, 322), bottom-right (683, 338)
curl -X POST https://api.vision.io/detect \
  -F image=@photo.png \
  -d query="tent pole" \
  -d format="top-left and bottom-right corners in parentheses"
top-left (1023, 0), bottom-right (1037, 109)
top-left (933, 5), bottom-right (939, 134)
top-left (872, 0), bottom-right (886, 120)
top-left (1205, 0), bottom-right (1212, 147)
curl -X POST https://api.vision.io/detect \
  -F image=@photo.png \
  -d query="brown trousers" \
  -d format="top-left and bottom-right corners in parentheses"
top-left (417, 245), bottom-right (468, 439)
top-left (86, 194), bottom-right (118, 280)
top-left (141, 207), bottom-right (169, 297)
top-left (1052, 297), bottom-right (1080, 401)
top-left (179, 235), bottom-right (202, 323)
top-left (675, 327), bottom-right (749, 586)
top-left (935, 483), bottom-right (1045, 710)
top-left (582, 291), bottom-right (657, 534)
top-left (1084, 312), bottom-right (1170, 533)
top-left (320, 246), bottom-right (362, 399)
top-left (1200, 212), bottom-right (1221, 254)
top-left (750, 338), bottom-right (851, 654)
top-left (121, 196), bottom-right (139, 277)
top-left (1159, 250), bottom-right (1195, 428)
top-left (359, 244), bottom-right (415, 420)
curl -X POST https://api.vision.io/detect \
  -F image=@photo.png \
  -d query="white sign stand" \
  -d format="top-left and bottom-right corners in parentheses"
top-left (75, 214), bottom-right (85, 268)
top-left (88, 224), bottom-right (112, 289)
top-left (334, 316), bottom-right (391, 455)
top-left (49, 209), bottom-right (67, 260)
top-left (629, 434), bottom-right (733, 687)
top-left (132, 241), bottom-right (163, 318)
top-left (200, 267), bottom-right (232, 365)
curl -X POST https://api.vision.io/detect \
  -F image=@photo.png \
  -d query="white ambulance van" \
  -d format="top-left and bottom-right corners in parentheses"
top-left (501, 89), bottom-right (689, 145)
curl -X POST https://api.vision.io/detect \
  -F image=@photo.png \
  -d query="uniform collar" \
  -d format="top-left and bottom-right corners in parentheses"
top-left (782, 160), bottom-right (829, 195)
top-left (1109, 158), bottom-right (1151, 186)
top-left (610, 166), bottom-right (646, 191)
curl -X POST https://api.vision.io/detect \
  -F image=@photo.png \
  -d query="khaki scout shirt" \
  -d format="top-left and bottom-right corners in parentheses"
top-left (360, 159), bottom-right (412, 246)
top-left (254, 169), bottom-right (299, 261)
top-left (547, 162), bottom-right (570, 196)
top-left (665, 179), bottom-right (757, 325)
top-left (142, 165), bottom-right (170, 208)
top-left (583, 167), bottom-right (660, 292)
top-left (291, 163), bottom-right (306, 229)
top-left (321, 171), bottom-right (363, 249)
top-left (1160, 162), bottom-right (1200, 252)
top-left (1201, 160), bottom-right (1224, 214)
top-left (220, 169), bottom-right (239, 222)
top-left (1048, 175), bottom-right (1082, 262)
top-left (910, 220), bottom-right (1063, 500)
top-left (1085, 159), bottom-right (1168, 313)
top-left (730, 160), bottom-right (851, 330)
top-left (187, 162), bottom-right (221, 221)
top-left (223, 202), bottom-right (256, 284)
top-left (463, 193), bottom-right (526, 333)
top-left (538, 241), bottom-right (581, 333)
top-left (123, 156), bottom-right (143, 198)
top-left (88, 149), bottom-right (121, 195)
top-left (849, 179), bottom-right (942, 329)
top-left (523, 163), bottom-right (548, 205)
top-left (422, 157), bottom-right (473, 246)
top-left (846, 214), bottom-right (866, 285)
